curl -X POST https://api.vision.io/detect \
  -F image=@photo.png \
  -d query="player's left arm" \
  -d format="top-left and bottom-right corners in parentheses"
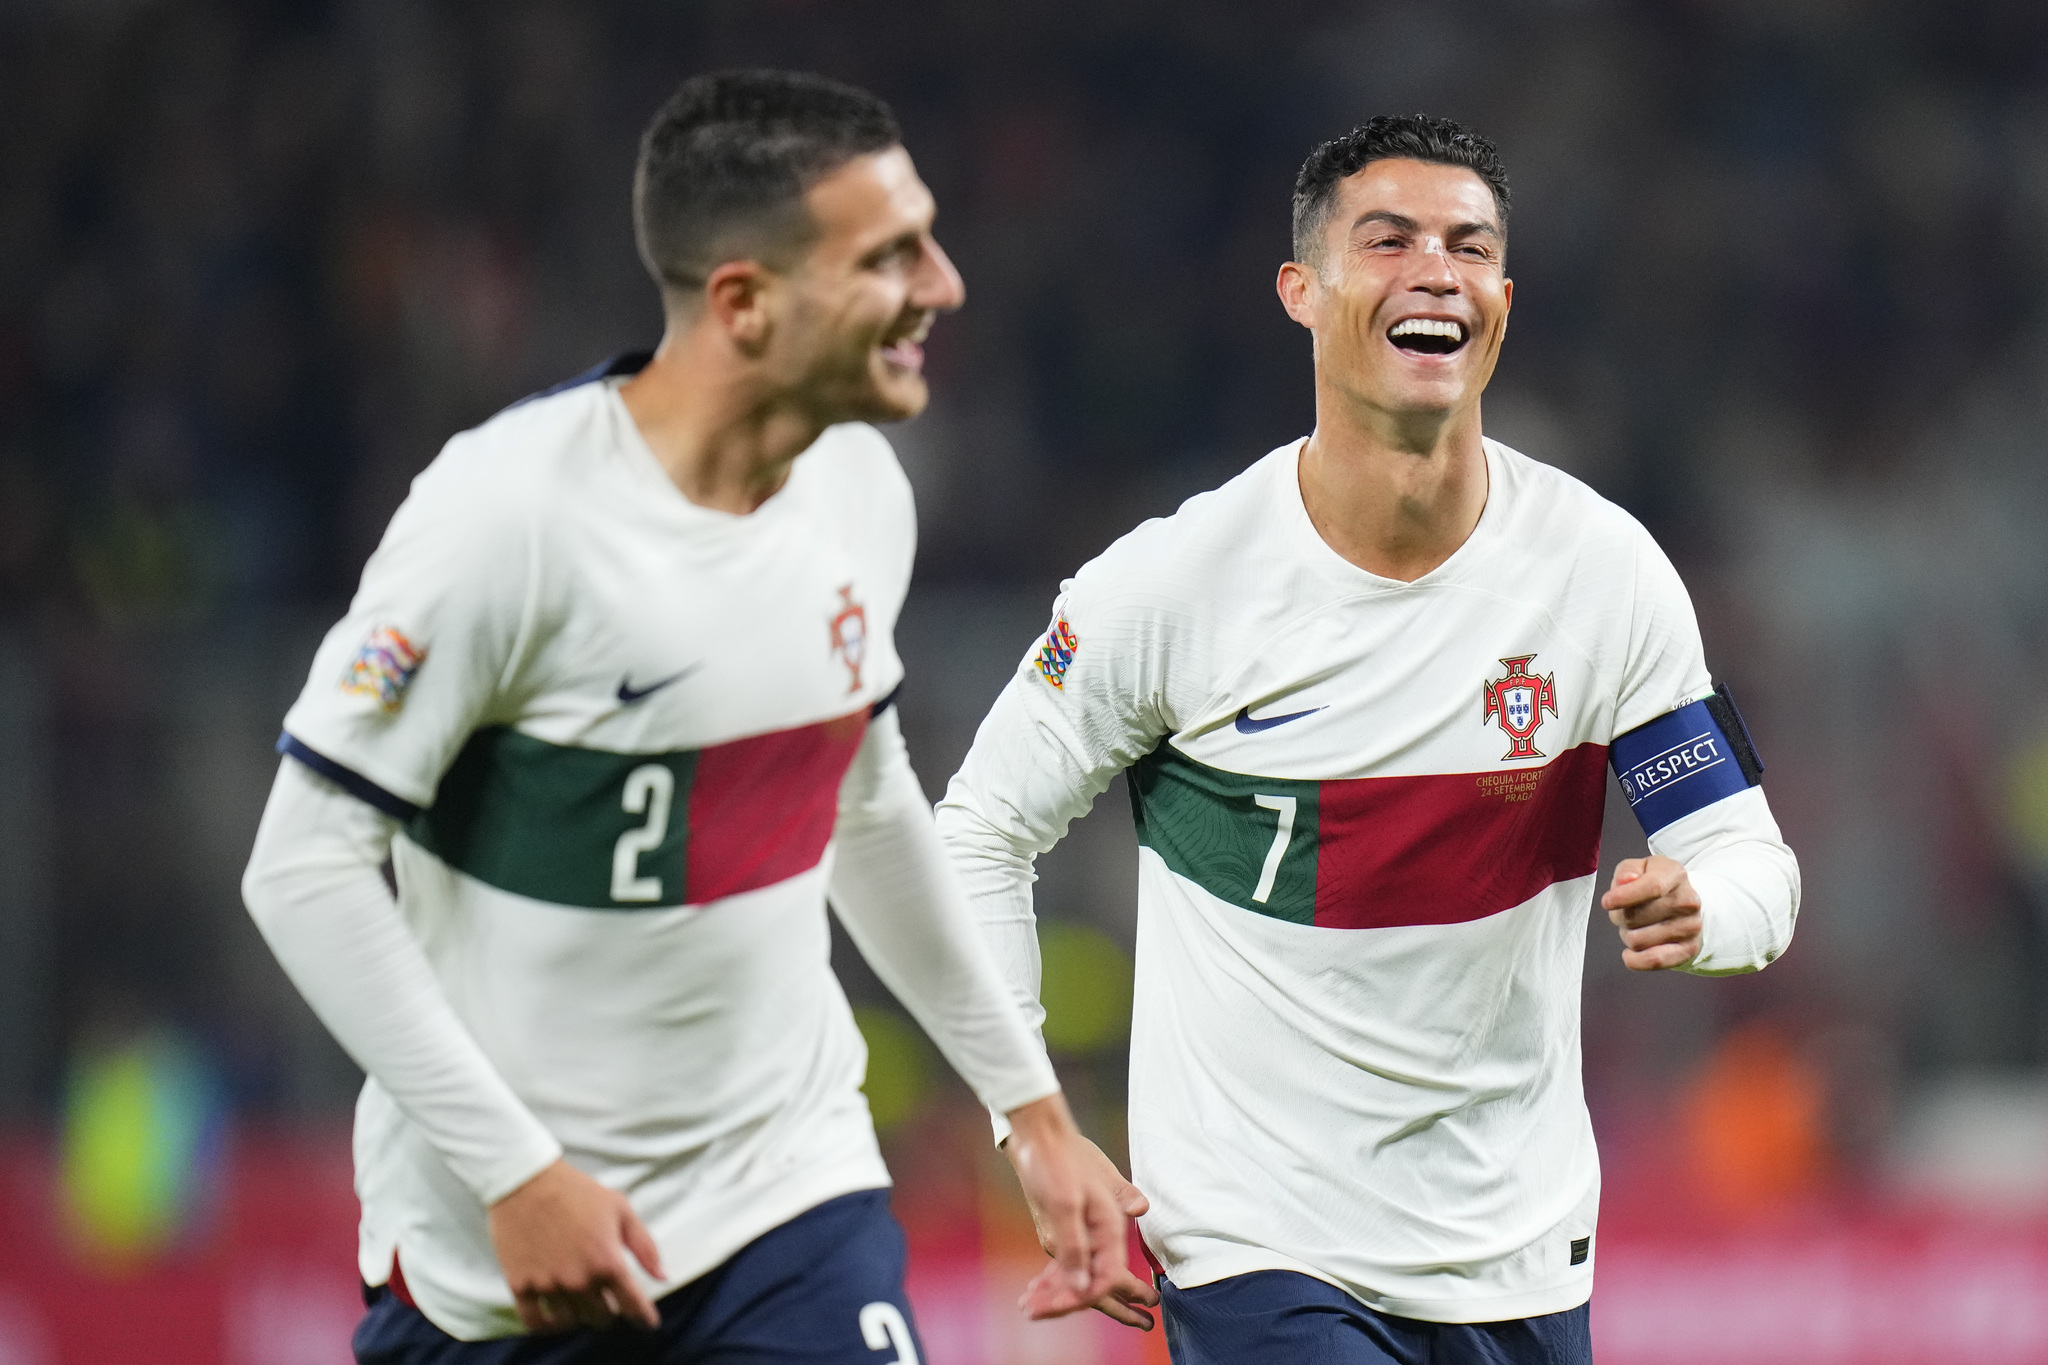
top-left (1606, 529), bottom-right (1801, 975)
top-left (1602, 781), bottom-right (1800, 974)
top-left (827, 705), bottom-right (1144, 1319)
top-left (821, 430), bottom-right (1144, 1318)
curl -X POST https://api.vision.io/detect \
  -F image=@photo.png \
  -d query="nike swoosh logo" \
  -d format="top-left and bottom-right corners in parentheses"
top-left (1234, 704), bottom-right (1324, 734)
top-left (616, 665), bottom-right (699, 705)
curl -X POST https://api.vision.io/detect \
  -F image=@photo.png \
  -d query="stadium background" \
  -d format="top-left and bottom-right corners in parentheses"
top-left (5, 0), bottom-right (2048, 1360)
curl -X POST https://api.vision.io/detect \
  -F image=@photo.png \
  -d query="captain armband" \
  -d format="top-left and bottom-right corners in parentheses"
top-left (1610, 683), bottom-right (1764, 837)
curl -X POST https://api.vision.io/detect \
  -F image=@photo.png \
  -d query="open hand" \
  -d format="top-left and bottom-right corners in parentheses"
top-left (1601, 855), bottom-right (1701, 971)
top-left (1002, 1094), bottom-right (1160, 1329)
top-left (488, 1158), bottom-right (665, 1333)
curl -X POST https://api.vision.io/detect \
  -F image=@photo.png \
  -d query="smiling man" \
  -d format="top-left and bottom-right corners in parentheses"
top-left (937, 116), bottom-right (1802, 1363)
top-left (241, 70), bottom-right (1136, 1365)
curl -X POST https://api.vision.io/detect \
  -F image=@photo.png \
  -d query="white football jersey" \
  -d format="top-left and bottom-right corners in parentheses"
top-left (939, 438), bottom-right (1798, 1324)
top-left (282, 362), bottom-right (921, 1338)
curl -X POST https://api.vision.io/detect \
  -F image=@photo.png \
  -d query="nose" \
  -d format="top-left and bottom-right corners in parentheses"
top-left (1409, 235), bottom-right (1460, 295)
top-left (913, 234), bottom-right (967, 312)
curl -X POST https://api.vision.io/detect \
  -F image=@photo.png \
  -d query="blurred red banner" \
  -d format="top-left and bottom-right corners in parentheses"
top-left (5, 1131), bottom-right (2047, 1365)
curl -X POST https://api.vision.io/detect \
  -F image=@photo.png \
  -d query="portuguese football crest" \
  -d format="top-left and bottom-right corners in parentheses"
top-left (1482, 655), bottom-right (1557, 760)
top-left (828, 585), bottom-right (867, 693)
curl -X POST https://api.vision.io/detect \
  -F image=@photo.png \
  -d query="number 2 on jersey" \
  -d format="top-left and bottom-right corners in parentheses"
top-left (611, 764), bottom-right (674, 902)
top-left (859, 1302), bottom-right (920, 1363)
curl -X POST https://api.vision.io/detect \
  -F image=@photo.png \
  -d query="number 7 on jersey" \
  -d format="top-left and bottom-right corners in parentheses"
top-left (1251, 794), bottom-right (1297, 905)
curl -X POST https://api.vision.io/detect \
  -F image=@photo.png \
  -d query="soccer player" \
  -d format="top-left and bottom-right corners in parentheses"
top-left (241, 70), bottom-right (1136, 1363)
top-left (937, 115), bottom-right (1801, 1363)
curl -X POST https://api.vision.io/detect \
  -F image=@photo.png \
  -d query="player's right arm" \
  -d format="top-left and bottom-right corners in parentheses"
top-left (240, 440), bottom-right (660, 1333)
top-left (936, 557), bottom-right (1178, 1328)
top-left (937, 571), bottom-right (1175, 1087)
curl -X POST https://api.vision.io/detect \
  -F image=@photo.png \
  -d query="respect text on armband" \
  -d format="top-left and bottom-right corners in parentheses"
top-left (1608, 684), bottom-right (1764, 837)
top-left (1616, 731), bottom-right (1726, 805)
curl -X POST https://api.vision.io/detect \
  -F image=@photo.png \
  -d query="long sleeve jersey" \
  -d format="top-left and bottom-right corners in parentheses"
top-left (938, 438), bottom-right (1799, 1324)
top-left (242, 359), bottom-right (1058, 1340)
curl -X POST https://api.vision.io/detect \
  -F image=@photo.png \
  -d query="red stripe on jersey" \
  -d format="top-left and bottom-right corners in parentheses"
top-left (684, 709), bottom-right (869, 905)
top-left (1312, 742), bottom-right (1608, 929)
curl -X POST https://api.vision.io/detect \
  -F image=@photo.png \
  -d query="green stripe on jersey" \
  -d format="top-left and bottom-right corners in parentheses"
top-left (1127, 743), bottom-right (1319, 924)
top-left (407, 726), bottom-right (696, 909)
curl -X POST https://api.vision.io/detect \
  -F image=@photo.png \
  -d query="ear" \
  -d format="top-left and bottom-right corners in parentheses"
top-left (702, 260), bottom-right (777, 355)
top-left (1276, 260), bottom-right (1318, 331)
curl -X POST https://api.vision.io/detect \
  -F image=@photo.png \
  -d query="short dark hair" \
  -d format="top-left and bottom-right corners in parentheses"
top-left (1291, 114), bottom-right (1510, 264)
top-left (633, 70), bottom-right (902, 300)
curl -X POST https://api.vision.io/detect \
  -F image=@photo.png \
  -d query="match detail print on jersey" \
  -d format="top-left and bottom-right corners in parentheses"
top-left (1610, 682), bottom-right (1764, 836)
top-left (1128, 741), bottom-right (1609, 928)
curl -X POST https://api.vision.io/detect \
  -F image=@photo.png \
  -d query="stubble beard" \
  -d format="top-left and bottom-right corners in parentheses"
top-left (805, 340), bottom-right (927, 426)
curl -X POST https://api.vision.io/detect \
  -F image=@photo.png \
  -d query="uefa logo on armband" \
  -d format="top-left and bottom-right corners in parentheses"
top-left (1036, 616), bottom-right (1079, 690)
top-left (340, 626), bottom-right (426, 712)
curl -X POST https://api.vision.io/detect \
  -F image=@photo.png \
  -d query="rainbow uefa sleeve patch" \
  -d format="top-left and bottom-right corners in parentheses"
top-left (1035, 616), bottom-right (1079, 689)
top-left (340, 626), bottom-right (426, 712)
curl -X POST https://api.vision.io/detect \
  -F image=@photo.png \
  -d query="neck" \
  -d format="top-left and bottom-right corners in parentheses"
top-left (617, 322), bottom-right (825, 515)
top-left (1296, 375), bottom-right (1489, 582)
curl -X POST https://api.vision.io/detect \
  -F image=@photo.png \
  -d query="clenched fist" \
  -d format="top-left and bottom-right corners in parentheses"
top-left (1601, 855), bottom-right (1700, 971)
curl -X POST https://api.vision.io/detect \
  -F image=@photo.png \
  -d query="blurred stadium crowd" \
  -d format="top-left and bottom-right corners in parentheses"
top-left (5, 0), bottom-right (2048, 1357)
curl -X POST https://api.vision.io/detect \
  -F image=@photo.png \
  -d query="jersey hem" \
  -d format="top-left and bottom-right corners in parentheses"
top-left (1161, 1242), bottom-right (1594, 1324)
top-left (644, 1158), bottom-right (894, 1301)
top-left (394, 1155), bottom-right (895, 1341)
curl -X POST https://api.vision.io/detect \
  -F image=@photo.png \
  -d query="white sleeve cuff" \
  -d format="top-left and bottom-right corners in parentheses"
top-left (1648, 787), bottom-right (1801, 977)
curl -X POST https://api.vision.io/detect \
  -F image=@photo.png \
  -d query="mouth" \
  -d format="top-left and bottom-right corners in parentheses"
top-left (1386, 317), bottom-right (1469, 358)
top-left (877, 320), bottom-right (931, 373)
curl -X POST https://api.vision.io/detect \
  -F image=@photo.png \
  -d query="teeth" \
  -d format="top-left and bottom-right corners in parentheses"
top-left (1389, 318), bottom-right (1466, 341)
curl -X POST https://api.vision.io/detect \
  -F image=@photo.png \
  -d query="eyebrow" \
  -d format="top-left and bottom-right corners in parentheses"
top-left (1350, 210), bottom-right (1503, 241)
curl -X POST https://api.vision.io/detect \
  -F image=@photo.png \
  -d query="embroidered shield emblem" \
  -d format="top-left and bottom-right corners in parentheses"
top-left (828, 585), bottom-right (867, 693)
top-left (1482, 655), bottom-right (1558, 761)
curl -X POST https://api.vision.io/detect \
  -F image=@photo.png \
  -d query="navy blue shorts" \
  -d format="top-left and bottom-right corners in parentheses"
top-left (353, 1189), bottom-right (926, 1365)
top-left (1160, 1270), bottom-right (1590, 1365)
